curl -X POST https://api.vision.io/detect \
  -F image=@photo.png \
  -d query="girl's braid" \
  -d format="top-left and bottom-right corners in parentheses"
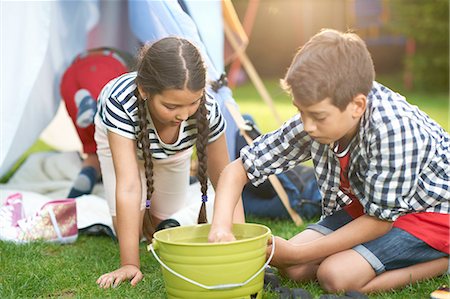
top-left (136, 90), bottom-right (155, 241)
top-left (196, 94), bottom-right (210, 223)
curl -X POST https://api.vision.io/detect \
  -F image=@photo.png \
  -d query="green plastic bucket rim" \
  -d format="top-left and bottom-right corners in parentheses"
top-left (148, 235), bottom-right (275, 290)
top-left (152, 223), bottom-right (271, 247)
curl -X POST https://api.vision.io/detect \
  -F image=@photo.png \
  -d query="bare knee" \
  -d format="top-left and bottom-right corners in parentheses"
top-left (317, 257), bottom-right (366, 293)
top-left (317, 249), bottom-right (376, 293)
top-left (317, 260), bottom-right (348, 292)
top-left (280, 264), bottom-right (319, 282)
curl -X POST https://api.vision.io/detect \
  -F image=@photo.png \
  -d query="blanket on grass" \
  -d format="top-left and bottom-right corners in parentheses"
top-left (0, 151), bottom-right (112, 234)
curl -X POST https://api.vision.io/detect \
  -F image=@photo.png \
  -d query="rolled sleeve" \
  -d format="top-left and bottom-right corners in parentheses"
top-left (240, 115), bottom-right (312, 186)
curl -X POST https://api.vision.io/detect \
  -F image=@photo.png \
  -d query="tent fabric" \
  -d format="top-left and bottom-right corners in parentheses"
top-left (1, 0), bottom-right (240, 178)
top-left (1, 1), bottom-right (99, 177)
top-left (128, 0), bottom-right (221, 79)
top-left (182, 0), bottom-right (225, 73)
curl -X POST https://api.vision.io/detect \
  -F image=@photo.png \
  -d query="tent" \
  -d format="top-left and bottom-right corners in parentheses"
top-left (1, 0), bottom-right (303, 226)
top-left (1, 0), bottom-right (241, 178)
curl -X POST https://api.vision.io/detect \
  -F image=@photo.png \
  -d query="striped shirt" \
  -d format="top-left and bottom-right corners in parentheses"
top-left (97, 72), bottom-right (226, 159)
top-left (241, 81), bottom-right (450, 221)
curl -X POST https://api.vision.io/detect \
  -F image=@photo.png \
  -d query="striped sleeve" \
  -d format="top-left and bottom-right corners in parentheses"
top-left (99, 74), bottom-right (138, 140)
top-left (205, 92), bottom-right (226, 143)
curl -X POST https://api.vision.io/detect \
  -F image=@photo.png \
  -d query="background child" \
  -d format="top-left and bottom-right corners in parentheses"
top-left (209, 28), bottom-right (449, 294)
top-left (60, 48), bottom-right (133, 198)
top-left (95, 37), bottom-right (244, 288)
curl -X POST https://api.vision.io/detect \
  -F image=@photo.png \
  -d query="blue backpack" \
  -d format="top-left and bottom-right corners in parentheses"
top-left (242, 164), bottom-right (322, 221)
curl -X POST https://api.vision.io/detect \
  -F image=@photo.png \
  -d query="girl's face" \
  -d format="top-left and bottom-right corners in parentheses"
top-left (145, 88), bottom-right (203, 127)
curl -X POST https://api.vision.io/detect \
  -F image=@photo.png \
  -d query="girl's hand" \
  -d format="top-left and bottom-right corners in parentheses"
top-left (208, 226), bottom-right (236, 243)
top-left (96, 264), bottom-right (143, 289)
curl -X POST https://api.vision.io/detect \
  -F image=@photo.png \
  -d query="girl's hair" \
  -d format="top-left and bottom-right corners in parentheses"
top-left (135, 37), bottom-right (209, 241)
top-left (281, 28), bottom-right (375, 111)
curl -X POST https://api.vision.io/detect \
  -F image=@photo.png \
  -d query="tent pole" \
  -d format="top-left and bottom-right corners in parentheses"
top-left (223, 20), bottom-right (283, 125)
top-left (227, 0), bottom-right (259, 88)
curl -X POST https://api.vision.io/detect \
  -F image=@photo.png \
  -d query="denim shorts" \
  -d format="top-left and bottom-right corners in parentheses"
top-left (308, 209), bottom-right (449, 275)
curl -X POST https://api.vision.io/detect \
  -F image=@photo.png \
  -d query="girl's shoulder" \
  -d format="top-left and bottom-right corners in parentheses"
top-left (203, 91), bottom-right (221, 119)
top-left (107, 72), bottom-right (137, 100)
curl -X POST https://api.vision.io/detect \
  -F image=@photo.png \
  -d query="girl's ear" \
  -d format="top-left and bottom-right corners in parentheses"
top-left (137, 85), bottom-right (148, 100)
top-left (351, 94), bottom-right (367, 118)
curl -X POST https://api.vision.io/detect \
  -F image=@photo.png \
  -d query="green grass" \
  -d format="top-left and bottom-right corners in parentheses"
top-left (1, 220), bottom-right (448, 298)
top-left (1, 79), bottom-right (448, 298)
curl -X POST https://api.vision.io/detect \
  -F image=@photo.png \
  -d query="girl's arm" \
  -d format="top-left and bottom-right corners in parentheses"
top-left (205, 134), bottom-right (229, 189)
top-left (106, 132), bottom-right (142, 279)
top-left (108, 131), bottom-right (142, 267)
top-left (97, 131), bottom-right (143, 288)
top-left (208, 156), bottom-right (248, 242)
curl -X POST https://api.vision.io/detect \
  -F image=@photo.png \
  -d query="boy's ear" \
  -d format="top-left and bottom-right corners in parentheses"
top-left (351, 94), bottom-right (367, 118)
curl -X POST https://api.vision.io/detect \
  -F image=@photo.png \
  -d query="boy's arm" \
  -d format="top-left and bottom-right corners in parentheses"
top-left (209, 158), bottom-right (249, 242)
top-left (269, 214), bottom-right (393, 268)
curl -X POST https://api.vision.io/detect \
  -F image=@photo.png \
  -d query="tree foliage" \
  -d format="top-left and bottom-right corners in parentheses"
top-left (388, 0), bottom-right (449, 91)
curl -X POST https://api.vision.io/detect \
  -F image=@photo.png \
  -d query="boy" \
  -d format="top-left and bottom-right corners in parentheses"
top-left (209, 28), bottom-right (449, 293)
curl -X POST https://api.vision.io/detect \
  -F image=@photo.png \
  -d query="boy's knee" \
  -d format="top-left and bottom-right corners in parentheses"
top-left (279, 265), bottom-right (317, 282)
top-left (317, 262), bottom-right (343, 292)
top-left (317, 260), bottom-right (362, 293)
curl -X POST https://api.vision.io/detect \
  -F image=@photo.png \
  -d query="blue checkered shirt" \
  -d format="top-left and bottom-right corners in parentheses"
top-left (240, 82), bottom-right (450, 221)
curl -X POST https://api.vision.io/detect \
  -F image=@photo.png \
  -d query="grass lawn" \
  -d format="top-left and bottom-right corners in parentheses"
top-left (1, 78), bottom-right (448, 298)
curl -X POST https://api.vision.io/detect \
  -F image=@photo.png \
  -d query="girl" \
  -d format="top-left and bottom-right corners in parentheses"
top-left (94, 37), bottom-right (244, 288)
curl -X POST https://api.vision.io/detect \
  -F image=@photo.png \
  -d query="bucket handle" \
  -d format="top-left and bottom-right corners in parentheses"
top-left (148, 235), bottom-right (275, 290)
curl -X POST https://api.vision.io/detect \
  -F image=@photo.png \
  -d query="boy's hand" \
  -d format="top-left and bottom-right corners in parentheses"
top-left (267, 236), bottom-right (296, 269)
top-left (96, 264), bottom-right (143, 289)
top-left (208, 226), bottom-right (236, 243)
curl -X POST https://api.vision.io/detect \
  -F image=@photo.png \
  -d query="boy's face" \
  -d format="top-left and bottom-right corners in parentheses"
top-left (293, 96), bottom-right (365, 145)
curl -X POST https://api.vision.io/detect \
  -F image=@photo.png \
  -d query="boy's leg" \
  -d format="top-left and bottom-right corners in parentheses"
top-left (279, 229), bottom-right (327, 281)
top-left (361, 257), bottom-right (448, 293)
top-left (316, 227), bottom-right (448, 293)
top-left (317, 248), bottom-right (376, 292)
top-left (317, 250), bottom-right (448, 293)
top-left (280, 209), bottom-right (356, 282)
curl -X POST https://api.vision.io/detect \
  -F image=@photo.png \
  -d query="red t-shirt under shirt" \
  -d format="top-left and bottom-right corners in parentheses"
top-left (335, 143), bottom-right (365, 219)
top-left (335, 143), bottom-right (449, 254)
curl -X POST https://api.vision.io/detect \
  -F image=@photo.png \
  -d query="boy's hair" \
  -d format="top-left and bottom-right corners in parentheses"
top-left (281, 28), bottom-right (375, 110)
top-left (134, 37), bottom-right (209, 241)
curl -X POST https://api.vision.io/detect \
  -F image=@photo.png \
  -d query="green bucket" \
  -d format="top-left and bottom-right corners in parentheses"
top-left (149, 223), bottom-right (273, 299)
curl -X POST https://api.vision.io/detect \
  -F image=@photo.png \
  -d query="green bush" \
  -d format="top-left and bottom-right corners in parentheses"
top-left (388, 0), bottom-right (449, 91)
